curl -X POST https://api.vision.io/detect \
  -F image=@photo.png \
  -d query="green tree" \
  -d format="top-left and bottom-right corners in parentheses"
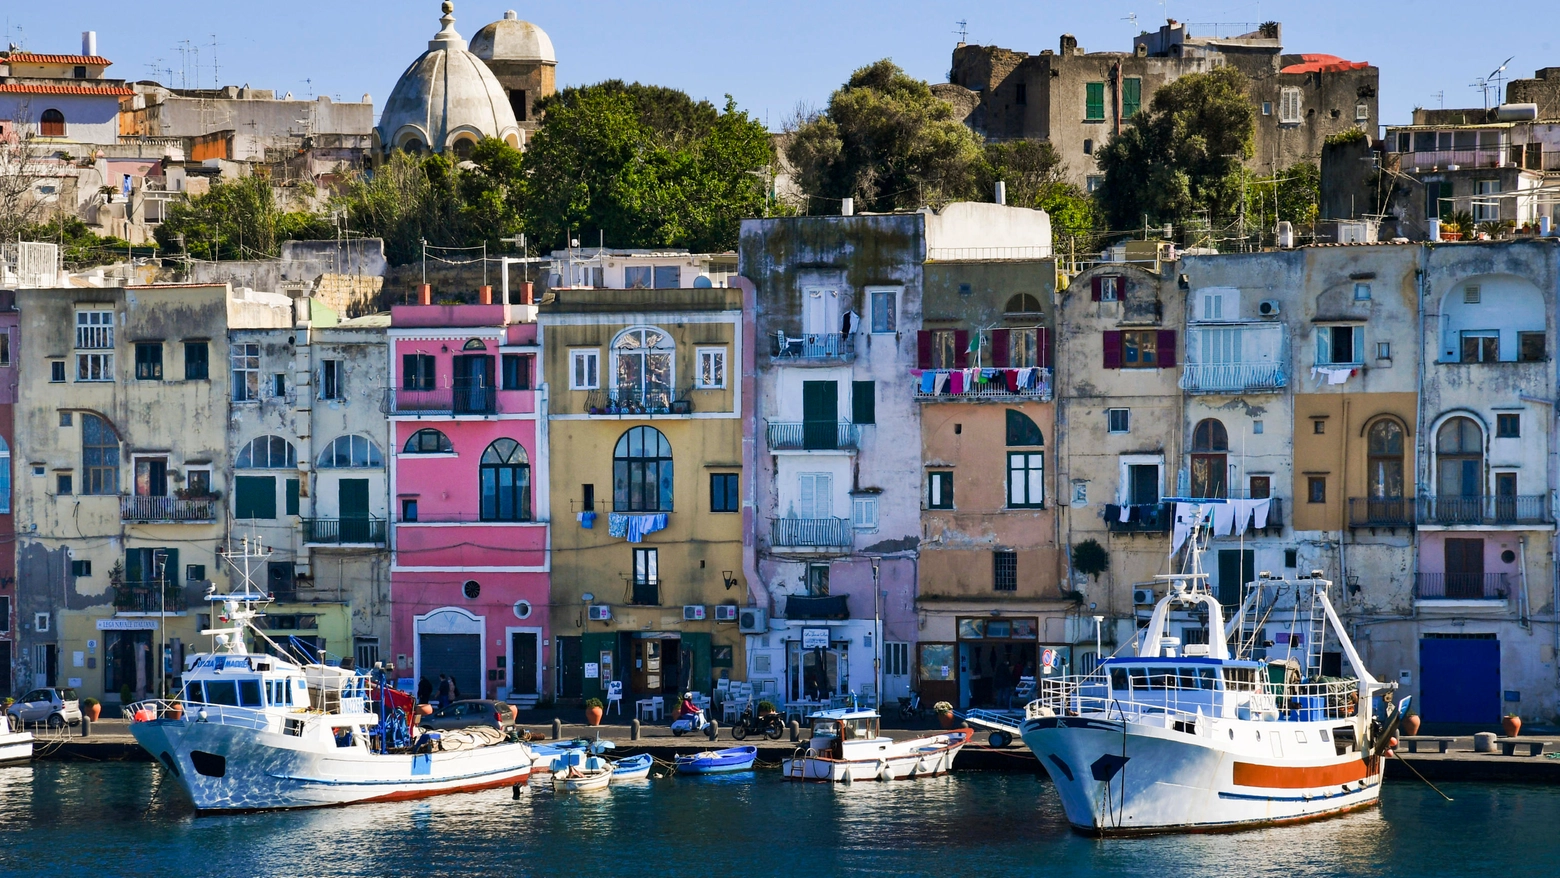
top-left (156, 175), bottom-right (331, 260)
top-left (786, 59), bottom-right (986, 213)
top-left (519, 81), bottom-right (772, 252)
top-left (1094, 66), bottom-right (1255, 240)
top-left (1243, 162), bottom-right (1319, 245)
top-left (17, 215), bottom-right (138, 268)
top-left (980, 140), bottom-right (1099, 255)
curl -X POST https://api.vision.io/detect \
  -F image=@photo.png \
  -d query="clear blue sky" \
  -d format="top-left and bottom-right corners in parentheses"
top-left (6, 1), bottom-right (1554, 131)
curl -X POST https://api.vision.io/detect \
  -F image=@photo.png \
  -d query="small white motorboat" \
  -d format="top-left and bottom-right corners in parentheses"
top-left (610, 753), bottom-right (654, 781)
top-left (0, 711), bottom-right (34, 766)
top-left (782, 709), bottom-right (971, 782)
top-left (551, 752), bottom-right (613, 793)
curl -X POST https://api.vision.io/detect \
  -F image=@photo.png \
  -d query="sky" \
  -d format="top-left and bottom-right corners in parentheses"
top-left (5, 0), bottom-right (1556, 131)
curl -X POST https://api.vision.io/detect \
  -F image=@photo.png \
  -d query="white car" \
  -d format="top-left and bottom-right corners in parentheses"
top-left (7, 688), bottom-right (83, 728)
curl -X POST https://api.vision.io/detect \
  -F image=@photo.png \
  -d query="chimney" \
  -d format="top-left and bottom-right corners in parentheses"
top-left (82, 31), bottom-right (97, 57)
top-left (478, 285), bottom-right (493, 305)
top-left (519, 282), bottom-right (534, 305)
top-left (994, 181), bottom-right (1007, 206)
top-left (841, 197), bottom-right (854, 217)
top-left (1060, 34), bottom-right (1078, 55)
top-left (417, 283), bottom-right (431, 305)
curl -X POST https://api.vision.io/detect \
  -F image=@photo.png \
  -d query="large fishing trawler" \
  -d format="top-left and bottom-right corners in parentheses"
top-left (1020, 526), bottom-right (1404, 835)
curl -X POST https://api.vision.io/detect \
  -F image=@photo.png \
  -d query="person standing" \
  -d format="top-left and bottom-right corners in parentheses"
top-left (436, 674), bottom-right (454, 709)
top-left (417, 677), bottom-right (433, 705)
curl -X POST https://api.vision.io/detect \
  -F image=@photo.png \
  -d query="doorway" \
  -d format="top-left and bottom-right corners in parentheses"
top-left (419, 633), bottom-right (481, 701)
top-left (802, 381), bottom-right (839, 450)
top-left (1128, 464), bottom-right (1159, 505)
top-left (786, 639), bottom-right (848, 701)
top-left (338, 478), bottom-right (371, 542)
top-left (1419, 635), bottom-right (1500, 725)
top-left (453, 354), bottom-right (495, 414)
top-left (104, 630), bottom-right (153, 700)
top-left (1445, 538), bottom-right (1486, 599)
top-left (0, 641), bottom-right (10, 697)
top-left (134, 457), bottom-right (168, 497)
top-left (557, 637), bottom-right (583, 698)
top-left (1217, 549), bottom-right (1255, 608)
top-left (509, 630), bottom-right (539, 697)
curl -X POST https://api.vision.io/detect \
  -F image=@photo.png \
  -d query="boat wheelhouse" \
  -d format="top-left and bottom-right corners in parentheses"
top-left (782, 708), bottom-right (971, 782)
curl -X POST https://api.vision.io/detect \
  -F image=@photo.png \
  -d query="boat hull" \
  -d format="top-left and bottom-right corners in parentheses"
top-left (553, 769), bottom-right (613, 793)
top-left (0, 733), bottom-right (34, 766)
top-left (781, 730), bottom-right (970, 782)
top-left (131, 719), bottom-right (533, 811)
top-left (611, 754), bottom-right (654, 781)
top-left (1020, 715), bottom-right (1383, 835)
top-left (674, 746), bottom-right (757, 774)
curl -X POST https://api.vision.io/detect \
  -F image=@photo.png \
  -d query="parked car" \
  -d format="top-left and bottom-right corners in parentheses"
top-left (7, 688), bottom-right (82, 728)
top-left (419, 699), bottom-right (516, 732)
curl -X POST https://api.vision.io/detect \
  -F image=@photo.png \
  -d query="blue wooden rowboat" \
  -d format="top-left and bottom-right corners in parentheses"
top-left (610, 753), bottom-right (654, 781)
top-left (674, 745), bottom-right (757, 775)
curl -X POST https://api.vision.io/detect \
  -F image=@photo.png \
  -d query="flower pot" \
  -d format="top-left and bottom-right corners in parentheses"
top-left (937, 712), bottom-right (956, 730)
top-left (85, 703), bottom-right (102, 722)
top-left (585, 706), bottom-right (604, 726)
top-left (1439, 231), bottom-right (1463, 241)
top-left (1503, 715), bottom-right (1521, 737)
top-left (418, 704), bottom-right (433, 716)
top-left (165, 703), bottom-right (181, 720)
top-left (1402, 714), bottom-right (1420, 736)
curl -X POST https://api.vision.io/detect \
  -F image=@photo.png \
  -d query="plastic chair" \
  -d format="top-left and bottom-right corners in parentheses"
top-left (650, 696), bottom-right (665, 721)
top-left (606, 681), bottom-right (623, 716)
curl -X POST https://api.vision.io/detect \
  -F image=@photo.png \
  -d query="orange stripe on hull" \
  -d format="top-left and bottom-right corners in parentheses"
top-left (1232, 758), bottom-right (1373, 789)
top-left (358, 768), bottom-right (533, 804)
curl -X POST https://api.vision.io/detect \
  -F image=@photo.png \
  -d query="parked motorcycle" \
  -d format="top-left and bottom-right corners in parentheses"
top-left (897, 691), bottom-right (926, 721)
top-left (729, 702), bottom-right (785, 741)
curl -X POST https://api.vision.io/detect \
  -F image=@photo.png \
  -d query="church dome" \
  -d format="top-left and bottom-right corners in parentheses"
top-left (376, 1), bottom-right (521, 155)
top-left (471, 10), bottom-right (556, 65)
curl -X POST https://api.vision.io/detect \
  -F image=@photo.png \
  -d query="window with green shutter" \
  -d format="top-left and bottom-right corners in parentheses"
top-left (851, 381), bottom-right (876, 425)
top-left (1122, 78), bottom-right (1142, 117)
top-left (1085, 82), bottom-right (1105, 121)
top-left (234, 476), bottom-right (277, 520)
top-left (286, 478), bottom-right (300, 516)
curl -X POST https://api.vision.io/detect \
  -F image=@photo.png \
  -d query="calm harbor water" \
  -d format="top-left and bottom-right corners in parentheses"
top-left (1, 763), bottom-right (1557, 877)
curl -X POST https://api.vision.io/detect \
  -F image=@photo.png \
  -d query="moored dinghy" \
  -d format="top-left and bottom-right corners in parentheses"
top-left (610, 753), bottom-right (654, 781)
top-left (551, 752), bottom-right (613, 793)
top-left (782, 709), bottom-right (971, 782)
top-left (674, 745), bottom-right (757, 775)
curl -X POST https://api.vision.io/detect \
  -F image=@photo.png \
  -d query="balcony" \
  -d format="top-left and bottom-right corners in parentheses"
top-left (302, 517), bottom-right (388, 545)
top-left (382, 385), bottom-right (497, 417)
top-left (1105, 502), bottom-right (1172, 534)
top-left (584, 385), bottom-right (694, 416)
top-left (765, 420), bottom-right (861, 451)
top-left (120, 495), bottom-right (217, 523)
top-left (915, 368), bottom-right (1052, 402)
top-left (624, 579), bottom-right (661, 606)
top-left (1180, 324), bottom-right (1287, 394)
top-left (112, 581), bottom-right (189, 614)
top-left (1417, 495), bottom-right (1552, 527)
top-left (1414, 573), bottom-right (1510, 601)
top-left (771, 330), bottom-right (855, 363)
top-left (770, 517), bottom-right (853, 550)
top-left (1348, 497), bottom-right (1414, 529)
top-left (1393, 148), bottom-right (1507, 171)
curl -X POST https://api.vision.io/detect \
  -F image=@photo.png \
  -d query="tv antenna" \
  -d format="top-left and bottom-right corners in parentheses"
top-left (1123, 12), bottom-right (1139, 31)
top-left (1433, 90), bottom-right (1444, 109)
top-left (1471, 56), bottom-right (1514, 111)
top-left (954, 19), bottom-right (969, 43)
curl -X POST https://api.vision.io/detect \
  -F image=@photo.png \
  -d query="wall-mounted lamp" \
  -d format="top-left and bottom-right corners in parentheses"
top-left (441, 343), bottom-right (449, 352)
top-left (721, 570), bottom-right (737, 591)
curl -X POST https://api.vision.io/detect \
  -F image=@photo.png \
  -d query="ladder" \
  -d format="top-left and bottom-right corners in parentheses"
top-left (1302, 580), bottom-right (1328, 680)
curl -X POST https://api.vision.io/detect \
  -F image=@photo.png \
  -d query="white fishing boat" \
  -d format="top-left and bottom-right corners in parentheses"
top-left (1019, 526), bottom-right (1403, 835)
top-left (0, 712), bottom-right (34, 766)
top-left (782, 709), bottom-right (972, 782)
top-left (127, 538), bottom-right (534, 811)
top-left (550, 752), bottom-right (613, 793)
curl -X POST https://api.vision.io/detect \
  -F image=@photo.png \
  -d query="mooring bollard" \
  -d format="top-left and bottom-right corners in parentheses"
top-left (1474, 731), bottom-right (1497, 753)
top-left (630, 719), bottom-right (641, 741)
top-left (81, 717), bottom-right (91, 738)
top-left (789, 719), bottom-right (801, 742)
top-left (551, 718), bottom-right (562, 740)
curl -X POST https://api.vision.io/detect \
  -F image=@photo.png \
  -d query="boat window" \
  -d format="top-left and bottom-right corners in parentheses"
top-left (284, 718), bottom-right (305, 737)
top-left (1222, 667), bottom-right (1260, 692)
top-left (1319, 729), bottom-right (1331, 742)
top-left (182, 682), bottom-right (202, 703)
top-left (205, 680), bottom-right (239, 706)
top-left (1109, 668), bottom-right (1128, 691)
top-left (812, 720), bottom-right (841, 738)
top-left (334, 726), bottom-right (356, 748)
top-left (238, 680), bottom-right (263, 708)
top-left (1197, 668), bottom-right (1217, 689)
top-left (1295, 730), bottom-right (1308, 743)
top-left (1129, 667), bottom-right (1150, 690)
top-left (1177, 668), bottom-right (1199, 690)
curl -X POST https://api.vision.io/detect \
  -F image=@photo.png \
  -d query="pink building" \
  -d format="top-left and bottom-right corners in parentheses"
top-left (388, 297), bottom-right (549, 705)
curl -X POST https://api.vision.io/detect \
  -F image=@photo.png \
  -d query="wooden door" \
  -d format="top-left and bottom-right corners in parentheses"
top-left (557, 637), bottom-right (583, 698)
top-left (802, 381), bottom-right (839, 449)
top-left (510, 632), bottom-right (538, 695)
top-left (338, 478), bottom-right (370, 542)
top-left (631, 640), bottom-right (662, 695)
top-left (1445, 538), bottom-right (1485, 599)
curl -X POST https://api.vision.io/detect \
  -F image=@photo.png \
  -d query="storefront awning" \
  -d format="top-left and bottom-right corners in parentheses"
top-left (785, 594), bottom-right (849, 620)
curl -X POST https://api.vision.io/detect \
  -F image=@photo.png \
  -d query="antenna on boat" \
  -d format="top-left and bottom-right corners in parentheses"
top-left (202, 531), bottom-right (276, 654)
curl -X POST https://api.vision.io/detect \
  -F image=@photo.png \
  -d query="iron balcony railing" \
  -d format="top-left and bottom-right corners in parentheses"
top-left (771, 331), bottom-right (855, 362)
top-left (1179, 362), bottom-right (1288, 394)
top-left (302, 517), bottom-right (388, 545)
top-left (120, 495), bottom-right (218, 523)
top-left (584, 385), bottom-right (694, 416)
top-left (1393, 148), bottom-right (1507, 170)
top-left (1105, 502), bottom-right (1173, 534)
top-left (765, 420), bottom-right (862, 451)
top-left (625, 579), bottom-right (661, 606)
top-left (1414, 572), bottom-right (1510, 600)
top-left (770, 517), bottom-right (853, 549)
top-left (382, 385), bottom-right (497, 416)
top-left (1417, 495), bottom-right (1552, 526)
top-left (1348, 497), bottom-right (1414, 528)
top-left (1180, 324), bottom-right (1288, 394)
top-left (914, 368), bottom-right (1053, 402)
top-left (113, 581), bottom-right (189, 613)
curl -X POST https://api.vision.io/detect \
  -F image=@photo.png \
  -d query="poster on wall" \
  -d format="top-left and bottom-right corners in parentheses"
top-left (802, 628), bottom-right (830, 649)
top-left (584, 662), bottom-right (600, 679)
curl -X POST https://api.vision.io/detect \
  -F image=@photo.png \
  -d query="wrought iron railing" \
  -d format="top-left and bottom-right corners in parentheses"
top-left (1348, 497), bottom-right (1413, 528)
top-left (769, 517), bottom-right (853, 549)
top-left (120, 495), bottom-right (218, 523)
top-left (771, 331), bottom-right (855, 361)
top-left (1417, 495), bottom-right (1551, 526)
top-left (1392, 148), bottom-right (1506, 170)
top-left (583, 385), bottom-right (694, 415)
top-left (382, 385), bottom-right (497, 416)
top-left (914, 368), bottom-right (1052, 401)
top-left (765, 421), bottom-right (861, 450)
top-left (625, 579), bottom-right (661, 606)
top-left (1414, 572), bottom-right (1509, 600)
top-left (112, 582), bottom-right (189, 613)
top-left (1105, 502), bottom-right (1173, 534)
top-left (1179, 362), bottom-right (1287, 394)
top-left (302, 517), bottom-right (387, 545)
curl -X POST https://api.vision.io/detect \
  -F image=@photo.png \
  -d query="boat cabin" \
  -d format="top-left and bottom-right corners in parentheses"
top-left (1083, 657), bottom-right (1356, 723)
top-left (806, 709), bottom-right (885, 753)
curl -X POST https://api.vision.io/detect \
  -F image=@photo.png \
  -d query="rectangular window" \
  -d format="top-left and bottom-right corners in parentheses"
top-left (930, 330), bottom-right (958, 370)
top-left (571, 349), bottom-right (599, 390)
top-left (1496, 413), bottom-right (1520, 438)
top-left (1094, 275), bottom-right (1121, 302)
top-left (710, 473), bottom-right (739, 513)
top-left (806, 564), bottom-right (830, 596)
top-left (624, 266), bottom-right (652, 289)
top-left (1473, 179), bottom-right (1501, 222)
top-left (56, 472), bottom-right (73, 495)
top-left (993, 551), bottom-right (1018, 592)
top-left (501, 353), bottom-right (532, 390)
top-left (71, 560), bottom-right (92, 577)
top-left (1249, 476), bottom-right (1271, 499)
top-left (1121, 330), bottom-right (1158, 367)
top-left (582, 483), bottom-right (595, 511)
top-left (59, 412), bottom-right (72, 427)
top-left (186, 564), bottom-right (206, 582)
top-left (234, 475), bottom-right (277, 520)
top-left (1317, 325), bottom-right (1364, 365)
top-left (1086, 175), bottom-right (1104, 193)
top-left (1518, 332), bottom-right (1545, 363)
top-left (76, 310), bottom-right (114, 349)
top-left (1122, 77), bottom-right (1141, 117)
top-left (1008, 452), bottom-right (1044, 508)
top-left (1015, 82), bottom-right (1027, 105)
top-left (402, 353), bottom-right (435, 390)
top-left (653, 265), bottom-right (680, 289)
top-left (1460, 331), bottom-right (1499, 364)
top-left (1353, 283), bottom-right (1371, 301)
top-left (1463, 284), bottom-right (1481, 304)
top-left (401, 498), bottom-right (419, 521)
top-left (1377, 342), bottom-right (1392, 360)
top-left (1262, 101), bottom-right (1273, 116)
top-left (1085, 82), bottom-right (1106, 120)
top-left (631, 548), bottom-right (659, 605)
top-left (134, 342), bottom-right (162, 380)
top-left (76, 353), bottom-right (112, 382)
top-left (355, 638), bottom-right (380, 672)
top-left (1279, 87), bottom-right (1302, 123)
top-left (0, 597), bottom-right (7, 633)
top-left (1307, 476), bottom-right (1327, 504)
top-left (184, 341), bottom-right (209, 380)
top-left (1009, 328), bottom-right (1039, 368)
top-left (851, 380), bottom-right (876, 425)
top-left (927, 471), bottom-right (954, 509)
top-left (1313, 419), bottom-right (1326, 434)
top-left (51, 360), bottom-right (66, 382)
top-left (232, 343), bottom-right (260, 401)
top-left (1107, 409), bottom-right (1130, 433)
top-left (697, 347), bottom-right (727, 389)
top-left (1356, 103), bottom-right (1369, 122)
top-left (320, 360), bottom-right (344, 399)
top-left (884, 641), bottom-right (909, 677)
top-left (0, 330), bottom-right (11, 366)
top-left (852, 496), bottom-right (879, 530)
top-left (869, 289), bottom-right (898, 332)
top-left (272, 373), bottom-right (287, 398)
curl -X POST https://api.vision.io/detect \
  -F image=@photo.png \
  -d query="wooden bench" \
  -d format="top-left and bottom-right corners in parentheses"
top-left (1399, 735), bottom-right (1455, 754)
top-left (1495, 737), bottom-right (1550, 757)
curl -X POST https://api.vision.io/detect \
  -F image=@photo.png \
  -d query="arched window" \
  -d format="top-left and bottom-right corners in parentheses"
top-left (0, 435), bottom-right (10, 514)
top-left (480, 439), bottom-right (531, 521)
top-left (316, 435), bottom-right (384, 468)
top-left (403, 429), bottom-right (453, 454)
top-left (611, 327), bottom-right (674, 408)
top-left (1436, 417), bottom-right (1483, 501)
top-left (40, 109), bottom-right (65, 137)
top-left (81, 414), bottom-right (118, 495)
top-left (1191, 418), bottom-right (1228, 499)
top-left (1367, 420), bottom-right (1405, 500)
top-left (402, 137), bottom-right (425, 154)
top-left (236, 435), bottom-right (297, 468)
top-left (614, 426), bottom-right (673, 512)
top-left (1006, 411), bottom-right (1044, 508)
top-left (1005, 293), bottom-right (1043, 314)
top-left (462, 338), bottom-right (487, 351)
top-left (452, 137), bottom-right (476, 160)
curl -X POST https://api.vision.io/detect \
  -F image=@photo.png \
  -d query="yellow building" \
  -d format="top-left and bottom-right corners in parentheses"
top-left (540, 281), bottom-right (745, 704)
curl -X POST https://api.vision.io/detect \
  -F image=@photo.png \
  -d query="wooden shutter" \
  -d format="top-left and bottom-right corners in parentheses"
top-left (1091, 276), bottom-right (1103, 302)
top-left (916, 331), bottom-right (932, 369)
top-left (1157, 330), bottom-right (1177, 368)
top-left (1036, 328), bottom-right (1052, 369)
top-left (286, 478), bottom-right (300, 516)
top-left (851, 380), bottom-right (876, 425)
top-left (991, 329), bottom-right (1010, 367)
top-left (1102, 331), bottom-right (1123, 369)
top-left (954, 330), bottom-right (970, 369)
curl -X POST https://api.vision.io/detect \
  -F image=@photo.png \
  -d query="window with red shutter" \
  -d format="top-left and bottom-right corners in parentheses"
top-left (1102, 331), bottom-right (1123, 369)
top-left (954, 330), bottom-right (970, 369)
top-left (1157, 330), bottom-right (1177, 368)
top-left (1037, 328), bottom-right (1051, 369)
top-left (1091, 277), bottom-right (1103, 302)
top-left (991, 329), bottom-right (1010, 367)
top-left (916, 331), bottom-right (932, 369)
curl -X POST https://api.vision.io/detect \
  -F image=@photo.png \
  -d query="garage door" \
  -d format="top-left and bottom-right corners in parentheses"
top-left (420, 633), bottom-right (482, 701)
top-left (1419, 635), bottom-right (1499, 725)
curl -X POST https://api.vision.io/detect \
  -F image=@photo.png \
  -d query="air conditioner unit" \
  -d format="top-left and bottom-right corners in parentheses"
top-left (714, 605), bottom-right (739, 622)
top-left (683, 604), bottom-right (706, 621)
top-left (738, 607), bottom-right (768, 634)
top-left (588, 605), bottom-right (612, 622)
top-left (1258, 299), bottom-right (1281, 317)
top-left (1133, 588), bottom-right (1155, 606)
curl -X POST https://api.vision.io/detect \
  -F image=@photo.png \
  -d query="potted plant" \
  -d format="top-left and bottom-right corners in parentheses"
top-left (167, 699), bottom-right (183, 720)
top-left (1402, 710), bottom-right (1420, 736)
top-left (82, 697), bottom-right (102, 722)
top-left (756, 700), bottom-right (777, 716)
top-left (1503, 713), bottom-right (1522, 737)
top-left (584, 697), bottom-right (605, 726)
top-left (934, 701), bottom-right (956, 729)
top-left (119, 684), bottom-right (134, 706)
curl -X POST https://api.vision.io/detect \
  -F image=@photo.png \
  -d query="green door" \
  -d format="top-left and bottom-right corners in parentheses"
top-left (1217, 549), bottom-right (1254, 609)
top-left (680, 631), bottom-right (712, 694)
top-left (338, 478), bottom-right (370, 543)
top-left (802, 381), bottom-right (838, 450)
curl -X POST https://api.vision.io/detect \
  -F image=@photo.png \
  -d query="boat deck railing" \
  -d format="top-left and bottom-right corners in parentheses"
top-left (1029, 672), bottom-right (1362, 723)
top-left (125, 698), bottom-right (277, 731)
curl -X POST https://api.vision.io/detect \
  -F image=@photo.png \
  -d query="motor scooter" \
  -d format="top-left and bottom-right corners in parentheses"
top-left (670, 705), bottom-right (718, 739)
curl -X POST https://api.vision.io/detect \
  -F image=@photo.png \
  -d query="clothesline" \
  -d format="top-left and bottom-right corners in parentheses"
top-left (912, 367), bottom-right (1050, 396)
top-left (1169, 499), bottom-right (1271, 555)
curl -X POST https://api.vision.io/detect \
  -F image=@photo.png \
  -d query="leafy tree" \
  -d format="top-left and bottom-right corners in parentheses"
top-left (155, 175), bottom-right (331, 260)
top-left (520, 81), bottom-right (772, 252)
top-left (17, 215), bottom-right (137, 268)
top-left (980, 140), bottom-right (1099, 255)
top-left (1243, 162), bottom-right (1319, 245)
top-left (786, 59), bottom-right (986, 213)
top-left (1094, 66), bottom-right (1255, 239)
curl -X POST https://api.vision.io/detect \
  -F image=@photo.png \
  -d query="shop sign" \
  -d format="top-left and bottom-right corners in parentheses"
top-left (801, 628), bottom-right (830, 649)
top-left (96, 619), bottom-right (158, 630)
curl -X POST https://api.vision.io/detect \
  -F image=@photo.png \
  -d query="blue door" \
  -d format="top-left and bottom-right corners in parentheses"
top-left (1419, 637), bottom-right (1500, 724)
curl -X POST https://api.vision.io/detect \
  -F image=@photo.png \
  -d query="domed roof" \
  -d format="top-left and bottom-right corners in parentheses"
top-left (471, 10), bottom-right (556, 65)
top-left (376, 2), bottom-right (520, 154)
